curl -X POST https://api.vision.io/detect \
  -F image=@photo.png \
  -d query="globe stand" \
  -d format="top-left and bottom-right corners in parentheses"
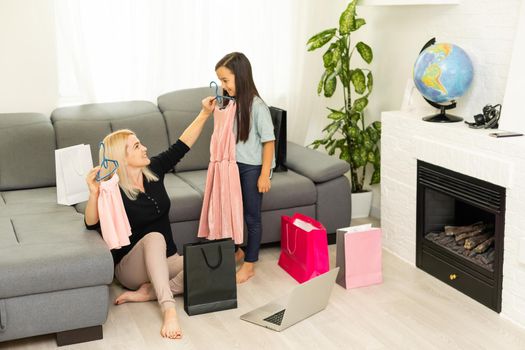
top-left (422, 98), bottom-right (463, 123)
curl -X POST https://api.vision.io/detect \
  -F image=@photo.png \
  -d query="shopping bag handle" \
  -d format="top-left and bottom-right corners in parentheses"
top-left (201, 245), bottom-right (223, 270)
top-left (285, 224), bottom-right (298, 255)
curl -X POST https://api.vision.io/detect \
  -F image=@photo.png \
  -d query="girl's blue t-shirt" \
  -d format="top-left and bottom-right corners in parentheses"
top-left (233, 96), bottom-right (276, 168)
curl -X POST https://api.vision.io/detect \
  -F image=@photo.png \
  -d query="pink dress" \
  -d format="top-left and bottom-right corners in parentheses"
top-left (198, 102), bottom-right (244, 244)
top-left (97, 173), bottom-right (132, 249)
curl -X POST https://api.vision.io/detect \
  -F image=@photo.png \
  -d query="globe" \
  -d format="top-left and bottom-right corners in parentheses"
top-left (413, 41), bottom-right (474, 122)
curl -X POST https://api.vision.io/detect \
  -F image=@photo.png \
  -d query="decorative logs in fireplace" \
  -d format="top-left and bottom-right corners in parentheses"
top-left (425, 222), bottom-right (496, 270)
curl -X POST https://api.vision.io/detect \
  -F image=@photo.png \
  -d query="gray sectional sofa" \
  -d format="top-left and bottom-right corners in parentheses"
top-left (0, 87), bottom-right (351, 345)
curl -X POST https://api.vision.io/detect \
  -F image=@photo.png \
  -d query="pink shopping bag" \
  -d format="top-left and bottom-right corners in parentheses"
top-left (278, 213), bottom-right (329, 283)
top-left (336, 224), bottom-right (382, 289)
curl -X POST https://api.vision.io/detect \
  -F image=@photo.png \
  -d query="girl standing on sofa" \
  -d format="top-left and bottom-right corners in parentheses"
top-left (215, 52), bottom-right (275, 283)
top-left (84, 97), bottom-right (215, 340)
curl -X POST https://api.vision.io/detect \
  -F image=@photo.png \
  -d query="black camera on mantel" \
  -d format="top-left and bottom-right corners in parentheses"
top-left (465, 104), bottom-right (501, 129)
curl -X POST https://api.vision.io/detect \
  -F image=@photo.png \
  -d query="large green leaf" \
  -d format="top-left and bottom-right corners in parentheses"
top-left (360, 148), bottom-right (368, 166)
top-left (353, 97), bottom-right (368, 112)
top-left (366, 125), bottom-right (380, 143)
top-left (340, 146), bottom-right (351, 162)
top-left (323, 50), bottom-right (334, 69)
top-left (363, 134), bottom-right (374, 151)
top-left (324, 72), bottom-right (337, 97)
top-left (317, 70), bottom-right (328, 95)
top-left (356, 42), bottom-right (373, 64)
top-left (349, 112), bottom-right (361, 123)
top-left (310, 140), bottom-right (323, 149)
top-left (328, 140), bottom-right (338, 155)
top-left (322, 119), bottom-right (338, 132)
top-left (307, 28), bottom-right (337, 51)
top-left (331, 46), bottom-right (341, 67)
top-left (350, 69), bottom-right (366, 94)
top-left (339, 1), bottom-right (357, 35)
top-left (348, 125), bottom-right (360, 139)
top-left (366, 71), bottom-right (373, 92)
top-left (374, 147), bottom-right (381, 165)
top-left (328, 111), bottom-right (346, 120)
top-left (367, 151), bottom-right (376, 163)
top-left (353, 18), bottom-right (366, 31)
top-left (372, 120), bottom-right (381, 132)
top-left (370, 167), bottom-right (380, 185)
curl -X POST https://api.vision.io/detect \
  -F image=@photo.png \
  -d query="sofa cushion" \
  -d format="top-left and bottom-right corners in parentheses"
top-left (0, 211), bottom-right (113, 299)
top-left (51, 101), bottom-right (169, 166)
top-left (164, 174), bottom-right (203, 221)
top-left (286, 142), bottom-right (350, 183)
top-left (176, 169), bottom-right (316, 211)
top-left (174, 170), bottom-right (207, 195)
top-left (158, 87), bottom-right (215, 172)
top-left (0, 187), bottom-right (75, 217)
top-left (0, 113), bottom-right (56, 190)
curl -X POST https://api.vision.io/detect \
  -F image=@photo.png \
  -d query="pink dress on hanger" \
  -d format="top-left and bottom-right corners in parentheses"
top-left (97, 173), bottom-right (132, 249)
top-left (198, 101), bottom-right (244, 244)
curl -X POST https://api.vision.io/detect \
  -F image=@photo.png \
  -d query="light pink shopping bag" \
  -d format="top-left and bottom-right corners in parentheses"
top-left (278, 213), bottom-right (329, 283)
top-left (336, 225), bottom-right (382, 289)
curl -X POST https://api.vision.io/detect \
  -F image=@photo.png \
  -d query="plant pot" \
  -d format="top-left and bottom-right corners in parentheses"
top-left (351, 191), bottom-right (373, 219)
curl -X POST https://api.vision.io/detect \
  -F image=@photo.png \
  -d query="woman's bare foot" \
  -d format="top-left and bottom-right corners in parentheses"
top-left (236, 262), bottom-right (255, 283)
top-left (235, 249), bottom-right (245, 264)
top-left (161, 307), bottom-right (182, 339)
top-left (115, 282), bottom-right (156, 305)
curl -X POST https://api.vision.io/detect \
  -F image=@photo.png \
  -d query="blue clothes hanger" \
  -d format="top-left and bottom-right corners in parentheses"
top-left (96, 142), bottom-right (119, 182)
top-left (209, 81), bottom-right (235, 105)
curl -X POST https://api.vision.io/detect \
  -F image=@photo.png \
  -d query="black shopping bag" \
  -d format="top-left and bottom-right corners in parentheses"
top-left (269, 106), bottom-right (288, 172)
top-left (183, 238), bottom-right (237, 316)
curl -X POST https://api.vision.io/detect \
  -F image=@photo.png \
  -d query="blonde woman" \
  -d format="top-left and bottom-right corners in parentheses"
top-left (84, 97), bottom-right (216, 339)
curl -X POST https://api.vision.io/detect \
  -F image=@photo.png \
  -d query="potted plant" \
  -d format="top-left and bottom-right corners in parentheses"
top-left (307, 0), bottom-right (380, 218)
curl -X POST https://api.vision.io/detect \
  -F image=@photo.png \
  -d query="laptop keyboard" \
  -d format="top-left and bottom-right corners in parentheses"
top-left (263, 309), bottom-right (286, 325)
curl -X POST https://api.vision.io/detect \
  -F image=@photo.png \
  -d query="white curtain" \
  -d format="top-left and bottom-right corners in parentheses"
top-left (54, 0), bottom-right (338, 145)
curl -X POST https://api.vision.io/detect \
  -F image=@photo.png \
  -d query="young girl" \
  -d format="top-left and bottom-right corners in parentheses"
top-left (215, 52), bottom-right (275, 283)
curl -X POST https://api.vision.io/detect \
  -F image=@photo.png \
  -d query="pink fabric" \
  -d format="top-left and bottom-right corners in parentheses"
top-left (278, 213), bottom-right (330, 283)
top-left (97, 173), bottom-right (132, 249)
top-left (198, 102), bottom-right (244, 244)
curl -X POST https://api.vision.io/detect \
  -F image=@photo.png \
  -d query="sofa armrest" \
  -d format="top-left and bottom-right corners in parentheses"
top-left (285, 142), bottom-right (350, 183)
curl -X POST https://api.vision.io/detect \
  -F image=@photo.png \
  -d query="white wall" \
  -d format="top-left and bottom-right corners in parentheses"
top-left (302, 0), bottom-right (522, 217)
top-left (500, 0), bottom-right (525, 134)
top-left (0, 0), bottom-right (58, 115)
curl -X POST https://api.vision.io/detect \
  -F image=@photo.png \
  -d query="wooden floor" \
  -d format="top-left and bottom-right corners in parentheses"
top-left (2, 218), bottom-right (525, 349)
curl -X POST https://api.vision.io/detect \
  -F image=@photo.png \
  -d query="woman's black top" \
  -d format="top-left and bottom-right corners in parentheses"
top-left (85, 139), bottom-right (190, 265)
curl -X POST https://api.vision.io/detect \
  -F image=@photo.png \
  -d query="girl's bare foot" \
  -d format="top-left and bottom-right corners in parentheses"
top-left (115, 282), bottom-right (156, 305)
top-left (235, 249), bottom-right (245, 264)
top-left (236, 262), bottom-right (255, 283)
top-left (161, 307), bottom-right (182, 339)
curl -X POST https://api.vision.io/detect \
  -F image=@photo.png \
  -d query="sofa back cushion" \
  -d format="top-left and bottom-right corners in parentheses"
top-left (0, 113), bottom-right (56, 190)
top-left (158, 87), bottom-right (215, 172)
top-left (51, 101), bottom-right (169, 166)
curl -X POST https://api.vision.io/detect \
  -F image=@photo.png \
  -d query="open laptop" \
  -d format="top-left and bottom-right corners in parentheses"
top-left (240, 267), bottom-right (339, 331)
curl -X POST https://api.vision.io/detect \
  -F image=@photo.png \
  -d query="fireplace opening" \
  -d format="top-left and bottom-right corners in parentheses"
top-left (416, 160), bottom-right (505, 312)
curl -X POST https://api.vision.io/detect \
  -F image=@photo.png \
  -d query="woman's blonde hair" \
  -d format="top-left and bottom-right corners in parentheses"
top-left (100, 129), bottom-right (158, 200)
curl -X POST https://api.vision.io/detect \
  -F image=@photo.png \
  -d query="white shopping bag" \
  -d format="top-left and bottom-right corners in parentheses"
top-left (55, 144), bottom-right (93, 205)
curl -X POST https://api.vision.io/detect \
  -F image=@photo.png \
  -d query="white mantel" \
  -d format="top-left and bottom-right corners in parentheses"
top-left (381, 109), bottom-right (525, 327)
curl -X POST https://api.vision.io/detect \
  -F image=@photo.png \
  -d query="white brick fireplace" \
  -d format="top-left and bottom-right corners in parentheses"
top-left (381, 109), bottom-right (525, 327)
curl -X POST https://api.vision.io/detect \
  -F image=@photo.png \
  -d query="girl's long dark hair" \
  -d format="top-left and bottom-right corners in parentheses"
top-left (215, 52), bottom-right (260, 143)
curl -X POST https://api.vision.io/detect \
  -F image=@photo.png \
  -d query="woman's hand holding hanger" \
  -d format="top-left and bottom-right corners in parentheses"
top-left (202, 96), bottom-right (217, 115)
top-left (86, 166), bottom-right (101, 197)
